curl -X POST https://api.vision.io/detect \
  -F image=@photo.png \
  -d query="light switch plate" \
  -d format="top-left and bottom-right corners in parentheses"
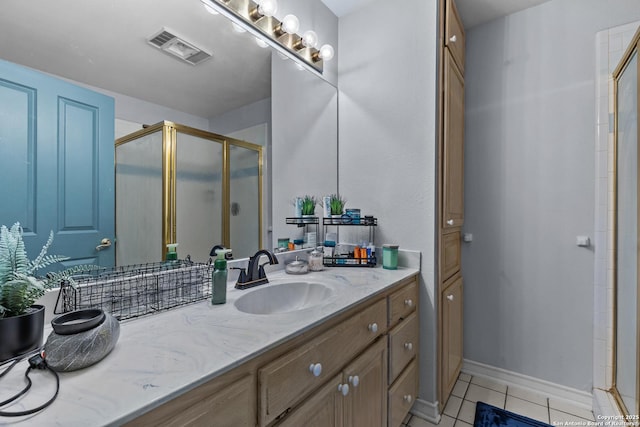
top-left (576, 236), bottom-right (591, 247)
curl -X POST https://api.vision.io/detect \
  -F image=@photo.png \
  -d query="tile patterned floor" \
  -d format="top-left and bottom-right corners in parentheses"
top-left (401, 373), bottom-right (596, 427)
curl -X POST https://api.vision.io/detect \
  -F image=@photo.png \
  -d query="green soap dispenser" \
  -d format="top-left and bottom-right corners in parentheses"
top-left (166, 243), bottom-right (179, 261)
top-left (212, 249), bottom-right (231, 305)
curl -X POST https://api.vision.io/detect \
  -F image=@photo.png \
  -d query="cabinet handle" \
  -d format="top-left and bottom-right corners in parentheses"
top-left (404, 298), bottom-right (413, 308)
top-left (449, 35), bottom-right (457, 43)
top-left (338, 383), bottom-right (350, 396)
top-left (348, 375), bottom-right (360, 387)
top-left (368, 323), bottom-right (378, 333)
top-left (309, 363), bottom-right (322, 377)
top-left (446, 219), bottom-right (454, 225)
top-left (446, 294), bottom-right (454, 301)
top-left (404, 342), bottom-right (413, 351)
top-left (404, 394), bottom-right (413, 403)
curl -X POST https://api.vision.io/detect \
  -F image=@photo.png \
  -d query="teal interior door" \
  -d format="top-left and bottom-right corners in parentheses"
top-left (0, 59), bottom-right (115, 268)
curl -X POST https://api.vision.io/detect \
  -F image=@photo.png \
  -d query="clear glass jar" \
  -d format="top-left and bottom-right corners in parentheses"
top-left (308, 246), bottom-right (324, 271)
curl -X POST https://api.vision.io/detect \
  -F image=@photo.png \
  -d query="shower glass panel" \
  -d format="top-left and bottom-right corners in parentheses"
top-left (615, 49), bottom-right (638, 416)
top-left (115, 130), bottom-right (163, 266)
top-left (115, 122), bottom-right (263, 265)
top-left (229, 143), bottom-right (262, 259)
top-left (175, 132), bottom-right (224, 263)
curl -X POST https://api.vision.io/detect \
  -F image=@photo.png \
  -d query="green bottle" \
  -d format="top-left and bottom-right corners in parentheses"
top-left (212, 249), bottom-right (230, 305)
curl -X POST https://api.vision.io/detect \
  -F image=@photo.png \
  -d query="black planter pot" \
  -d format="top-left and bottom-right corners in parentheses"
top-left (0, 305), bottom-right (45, 364)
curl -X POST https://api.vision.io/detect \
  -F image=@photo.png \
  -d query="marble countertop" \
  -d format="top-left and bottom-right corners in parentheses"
top-left (0, 264), bottom-right (419, 426)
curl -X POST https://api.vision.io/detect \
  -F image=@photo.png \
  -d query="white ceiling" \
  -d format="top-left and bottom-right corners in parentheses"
top-left (0, 0), bottom-right (553, 120)
top-left (320, 0), bottom-right (552, 27)
top-left (455, 0), bottom-right (553, 29)
top-left (0, 0), bottom-right (272, 119)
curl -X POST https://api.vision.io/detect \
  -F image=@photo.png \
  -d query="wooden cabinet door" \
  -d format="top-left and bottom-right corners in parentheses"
top-left (126, 374), bottom-right (255, 427)
top-left (277, 374), bottom-right (344, 427)
top-left (442, 49), bottom-right (465, 229)
top-left (441, 274), bottom-right (463, 401)
top-left (441, 230), bottom-right (461, 281)
top-left (388, 360), bottom-right (418, 427)
top-left (343, 338), bottom-right (388, 427)
top-left (445, 0), bottom-right (465, 73)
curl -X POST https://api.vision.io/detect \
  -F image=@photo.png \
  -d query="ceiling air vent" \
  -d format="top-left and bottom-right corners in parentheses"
top-left (147, 28), bottom-right (212, 65)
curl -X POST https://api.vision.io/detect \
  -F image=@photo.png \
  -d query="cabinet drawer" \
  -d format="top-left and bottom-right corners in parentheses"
top-left (388, 359), bottom-right (418, 427)
top-left (388, 311), bottom-right (418, 383)
top-left (259, 298), bottom-right (387, 426)
top-left (389, 280), bottom-right (418, 327)
top-left (445, 0), bottom-right (465, 73)
top-left (441, 230), bottom-right (461, 281)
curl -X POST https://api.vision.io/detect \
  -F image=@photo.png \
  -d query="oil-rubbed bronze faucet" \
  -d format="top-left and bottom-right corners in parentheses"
top-left (235, 249), bottom-right (279, 290)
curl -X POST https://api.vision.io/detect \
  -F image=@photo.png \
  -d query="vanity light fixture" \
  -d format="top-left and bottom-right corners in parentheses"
top-left (249, 0), bottom-right (278, 20)
top-left (200, 0), bottom-right (334, 75)
top-left (274, 14), bottom-right (300, 37)
top-left (203, 3), bottom-right (218, 14)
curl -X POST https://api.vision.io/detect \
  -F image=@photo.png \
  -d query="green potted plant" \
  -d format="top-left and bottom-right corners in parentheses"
top-left (0, 222), bottom-right (96, 363)
top-left (300, 195), bottom-right (318, 222)
top-left (329, 194), bottom-right (346, 224)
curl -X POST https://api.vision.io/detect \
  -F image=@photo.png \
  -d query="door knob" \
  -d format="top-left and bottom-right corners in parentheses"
top-left (449, 35), bottom-right (457, 43)
top-left (96, 238), bottom-right (112, 251)
top-left (309, 363), bottom-right (322, 377)
top-left (446, 219), bottom-right (454, 225)
top-left (348, 375), bottom-right (360, 387)
top-left (338, 383), bottom-right (350, 396)
top-left (447, 294), bottom-right (454, 301)
top-left (368, 323), bottom-right (378, 333)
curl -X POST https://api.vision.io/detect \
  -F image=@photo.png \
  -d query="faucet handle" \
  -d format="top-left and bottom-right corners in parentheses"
top-left (258, 263), bottom-right (268, 280)
top-left (231, 267), bottom-right (248, 283)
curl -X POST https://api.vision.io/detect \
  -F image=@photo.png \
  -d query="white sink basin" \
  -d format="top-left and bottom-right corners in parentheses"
top-left (234, 282), bottom-right (334, 315)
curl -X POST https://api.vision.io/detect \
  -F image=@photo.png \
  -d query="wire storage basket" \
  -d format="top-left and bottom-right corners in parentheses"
top-left (55, 258), bottom-right (212, 321)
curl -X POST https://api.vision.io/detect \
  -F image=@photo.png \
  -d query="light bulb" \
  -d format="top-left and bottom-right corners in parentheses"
top-left (258, 0), bottom-right (278, 17)
top-left (255, 37), bottom-right (269, 48)
top-left (281, 14), bottom-right (300, 34)
top-left (203, 3), bottom-right (219, 14)
top-left (318, 44), bottom-right (334, 61)
top-left (301, 30), bottom-right (318, 48)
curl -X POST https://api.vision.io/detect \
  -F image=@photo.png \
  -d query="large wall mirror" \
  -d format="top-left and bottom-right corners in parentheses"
top-left (613, 28), bottom-right (640, 417)
top-left (0, 0), bottom-right (338, 261)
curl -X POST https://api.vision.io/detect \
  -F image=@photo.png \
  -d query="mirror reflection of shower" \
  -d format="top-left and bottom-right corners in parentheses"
top-left (115, 122), bottom-right (263, 265)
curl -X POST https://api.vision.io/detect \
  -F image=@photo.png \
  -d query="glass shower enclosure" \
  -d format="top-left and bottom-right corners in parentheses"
top-left (115, 121), bottom-right (262, 265)
top-left (614, 27), bottom-right (639, 417)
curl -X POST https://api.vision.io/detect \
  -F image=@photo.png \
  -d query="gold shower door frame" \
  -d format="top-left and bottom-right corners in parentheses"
top-left (612, 27), bottom-right (640, 417)
top-left (115, 120), bottom-right (263, 260)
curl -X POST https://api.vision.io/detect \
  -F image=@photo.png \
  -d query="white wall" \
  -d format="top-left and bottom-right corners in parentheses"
top-left (271, 54), bottom-right (339, 249)
top-left (463, 0), bottom-right (640, 393)
top-left (208, 97), bottom-right (271, 137)
top-left (338, 0), bottom-right (439, 406)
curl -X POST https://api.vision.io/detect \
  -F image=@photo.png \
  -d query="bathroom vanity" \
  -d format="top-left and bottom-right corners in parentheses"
top-left (126, 272), bottom-right (419, 427)
top-left (2, 266), bottom-right (419, 426)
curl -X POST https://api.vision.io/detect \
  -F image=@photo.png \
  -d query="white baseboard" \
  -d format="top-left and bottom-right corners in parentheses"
top-left (411, 398), bottom-right (441, 424)
top-left (463, 359), bottom-right (592, 409)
